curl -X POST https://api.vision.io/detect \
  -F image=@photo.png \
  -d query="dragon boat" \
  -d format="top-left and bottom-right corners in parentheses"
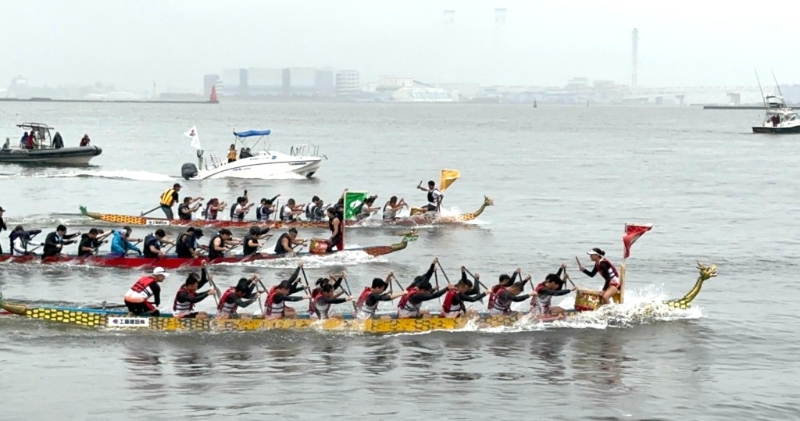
top-left (0, 263), bottom-right (717, 334)
top-left (0, 231), bottom-right (418, 270)
top-left (77, 197), bottom-right (493, 230)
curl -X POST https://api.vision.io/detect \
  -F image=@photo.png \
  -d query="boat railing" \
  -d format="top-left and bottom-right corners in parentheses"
top-left (290, 144), bottom-right (327, 159)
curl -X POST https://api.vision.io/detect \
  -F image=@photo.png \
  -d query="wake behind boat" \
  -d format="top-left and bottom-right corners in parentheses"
top-left (180, 128), bottom-right (325, 180)
top-left (0, 123), bottom-right (102, 166)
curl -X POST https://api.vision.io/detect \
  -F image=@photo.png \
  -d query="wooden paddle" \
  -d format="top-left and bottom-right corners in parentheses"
top-left (461, 266), bottom-right (485, 304)
top-left (141, 205), bottom-right (161, 216)
top-left (151, 244), bottom-right (175, 266)
top-left (340, 273), bottom-right (357, 312)
top-left (203, 262), bottom-right (220, 308)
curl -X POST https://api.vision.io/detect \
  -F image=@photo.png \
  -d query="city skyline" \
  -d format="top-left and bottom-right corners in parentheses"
top-left (2, 0), bottom-right (798, 93)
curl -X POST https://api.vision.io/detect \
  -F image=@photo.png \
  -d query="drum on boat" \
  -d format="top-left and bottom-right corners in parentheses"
top-left (574, 291), bottom-right (602, 312)
top-left (309, 238), bottom-right (330, 255)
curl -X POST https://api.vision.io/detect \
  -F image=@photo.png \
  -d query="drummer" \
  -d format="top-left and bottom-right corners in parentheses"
top-left (326, 207), bottom-right (344, 252)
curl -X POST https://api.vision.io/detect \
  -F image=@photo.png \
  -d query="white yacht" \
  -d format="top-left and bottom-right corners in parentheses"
top-left (752, 95), bottom-right (800, 134)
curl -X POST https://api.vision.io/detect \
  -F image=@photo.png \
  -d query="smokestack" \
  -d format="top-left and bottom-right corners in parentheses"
top-left (631, 28), bottom-right (638, 89)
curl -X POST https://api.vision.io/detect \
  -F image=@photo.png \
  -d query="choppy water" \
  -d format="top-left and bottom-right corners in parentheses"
top-left (0, 102), bottom-right (798, 420)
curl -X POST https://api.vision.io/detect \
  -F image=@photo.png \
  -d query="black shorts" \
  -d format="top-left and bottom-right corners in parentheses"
top-left (125, 300), bottom-right (158, 315)
top-left (424, 204), bottom-right (437, 212)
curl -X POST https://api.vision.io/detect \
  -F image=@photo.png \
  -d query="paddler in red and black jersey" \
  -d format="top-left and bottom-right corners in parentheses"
top-left (441, 267), bottom-right (486, 318)
top-left (273, 228), bottom-right (306, 256)
top-left (124, 267), bottom-right (169, 316)
top-left (486, 268), bottom-right (524, 310)
top-left (216, 275), bottom-right (261, 320)
top-left (355, 274), bottom-right (406, 320)
top-left (311, 284), bottom-right (353, 320)
top-left (207, 229), bottom-right (240, 260)
top-left (397, 280), bottom-right (451, 319)
top-left (488, 280), bottom-right (536, 316)
top-left (264, 280), bottom-right (309, 319)
top-left (325, 207), bottom-right (344, 252)
top-left (532, 265), bottom-right (576, 318)
top-left (576, 248), bottom-right (621, 304)
top-left (308, 274), bottom-right (343, 315)
top-left (173, 264), bottom-right (218, 319)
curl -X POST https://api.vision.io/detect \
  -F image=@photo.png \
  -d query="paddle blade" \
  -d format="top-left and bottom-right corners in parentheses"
top-left (440, 169), bottom-right (460, 193)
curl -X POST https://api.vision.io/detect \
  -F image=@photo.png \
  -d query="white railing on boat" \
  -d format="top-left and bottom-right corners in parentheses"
top-left (290, 144), bottom-right (326, 159)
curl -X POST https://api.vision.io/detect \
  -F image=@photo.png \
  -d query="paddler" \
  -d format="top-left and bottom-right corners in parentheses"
top-left (123, 267), bottom-right (169, 316)
top-left (256, 194), bottom-right (280, 222)
top-left (42, 224), bottom-right (80, 259)
top-left (207, 228), bottom-right (240, 260)
top-left (355, 195), bottom-right (379, 221)
top-left (0, 206), bottom-right (6, 254)
top-left (280, 198), bottom-right (304, 222)
top-left (397, 280), bottom-right (450, 318)
top-left (441, 268), bottom-right (486, 318)
top-left (143, 229), bottom-right (174, 258)
top-left (241, 225), bottom-right (271, 256)
top-left (416, 180), bottom-right (442, 213)
top-left (326, 207), bottom-right (344, 252)
top-left (159, 183), bottom-right (182, 220)
top-left (488, 281), bottom-right (536, 316)
top-left (355, 274), bottom-right (406, 320)
top-left (173, 264), bottom-right (217, 319)
top-left (263, 262), bottom-right (307, 319)
top-left (202, 198), bottom-right (227, 221)
top-left (532, 266), bottom-right (576, 318)
top-left (311, 284), bottom-right (354, 320)
top-left (110, 226), bottom-right (142, 256)
top-left (176, 228), bottom-right (205, 258)
top-left (273, 228), bottom-right (306, 256)
top-left (382, 196), bottom-right (407, 221)
top-left (77, 228), bottom-right (112, 256)
top-left (178, 196), bottom-right (203, 221)
top-left (408, 257), bottom-right (438, 289)
top-left (9, 226), bottom-right (42, 256)
top-left (304, 196), bottom-right (325, 221)
top-left (216, 276), bottom-right (261, 320)
top-left (230, 196), bottom-right (254, 222)
top-left (576, 248), bottom-right (621, 305)
top-left (486, 268), bottom-right (523, 310)
top-left (308, 274), bottom-right (344, 315)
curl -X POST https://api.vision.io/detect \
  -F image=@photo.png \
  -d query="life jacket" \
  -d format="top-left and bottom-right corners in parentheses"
top-left (442, 289), bottom-right (463, 315)
top-left (274, 233), bottom-right (291, 254)
top-left (532, 282), bottom-right (549, 312)
top-left (242, 234), bottom-right (258, 256)
top-left (427, 189), bottom-right (440, 207)
top-left (230, 204), bottom-right (238, 220)
top-left (207, 235), bottom-right (225, 260)
top-left (487, 285), bottom-right (501, 310)
top-left (175, 234), bottom-right (195, 258)
top-left (491, 287), bottom-right (511, 313)
top-left (142, 234), bottom-right (161, 258)
top-left (382, 203), bottom-right (396, 220)
top-left (308, 287), bottom-right (322, 313)
top-left (9, 231), bottom-right (28, 256)
top-left (204, 202), bottom-right (217, 220)
top-left (397, 287), bottom-right (420, 314)
top-left (217, 287), bottom-right (239, 315)
top-left (160, 189), bottom-right (176, 207)
top-left (256, 205), bottom-right (271, 222)
top-left (173, 286), bottom-right (197, 314)
top-left (280, 205), bottom-right (294, 222)
top-left (304, 203), bottom-right (316, 220)
top-left (265, 286), bottom-right (283, 316)
top-left (312, 290), bottom-right (329, 318)
top-left (178, 204), bottom-right (192, 221)
top-left (356, 287), bottom-right (379, 317)
top-left (598, 259), bottom-right (621, 286)
top-left (227, 149), bottom-right (237, 161)
top-left (126, 276), bottom-right (158, 301)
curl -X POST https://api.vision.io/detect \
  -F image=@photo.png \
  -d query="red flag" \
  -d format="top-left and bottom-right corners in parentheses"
top-left (623, 223), bottom-right (652, 259)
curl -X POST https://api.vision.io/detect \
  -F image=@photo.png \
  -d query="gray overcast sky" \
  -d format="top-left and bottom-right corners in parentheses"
top-left (2, 0), bottom-right (798, 91)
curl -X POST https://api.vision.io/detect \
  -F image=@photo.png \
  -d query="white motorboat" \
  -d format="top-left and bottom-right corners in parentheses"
top-left (180, 129), bottom-right (325, 180)
top-left (752, 95), bottom-right (800, 134)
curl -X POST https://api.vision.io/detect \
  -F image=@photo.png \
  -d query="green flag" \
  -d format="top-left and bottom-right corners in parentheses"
top-left (343, 191), bottom-right (368, 220)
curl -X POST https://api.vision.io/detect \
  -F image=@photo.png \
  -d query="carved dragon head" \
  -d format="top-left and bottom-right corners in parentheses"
top-left (483, 196), bottom-right (494, 207)
top-left (697, 262), bottom-right (718, 281)
top-left (397, 230), bottom-right (419, 242)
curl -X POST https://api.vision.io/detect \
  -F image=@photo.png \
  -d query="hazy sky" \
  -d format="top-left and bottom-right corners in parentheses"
top-left (2, 0), bottom-right (798, 92)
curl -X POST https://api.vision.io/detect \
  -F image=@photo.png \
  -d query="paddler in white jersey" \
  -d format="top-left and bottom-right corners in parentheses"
top-left (416, 180), bottom-right (442, 213)
top-left (382, 196), bottom-right (407, 221)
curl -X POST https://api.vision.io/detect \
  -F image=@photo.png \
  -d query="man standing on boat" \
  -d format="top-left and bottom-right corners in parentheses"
top-left (123, 267), bottom-right (168, 316)
top-left (416, 180), bottom-right (442, 213)
top-left (159, 183), bottom-right (182, 220)
top-left (42, 225), bottom-right (80, 259)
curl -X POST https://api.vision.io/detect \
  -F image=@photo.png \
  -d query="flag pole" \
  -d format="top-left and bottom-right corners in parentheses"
top-left (339, 189), bottom-right (347, 250)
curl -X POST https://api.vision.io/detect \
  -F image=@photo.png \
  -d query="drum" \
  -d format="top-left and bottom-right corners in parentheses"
top-left (574, 291), bottom-right (601, 312)
top-left (309, 238), bottom-right (329, 255)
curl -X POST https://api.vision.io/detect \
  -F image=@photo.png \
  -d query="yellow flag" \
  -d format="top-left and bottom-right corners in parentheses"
top-left (440, 169), bottom-right (460, 192)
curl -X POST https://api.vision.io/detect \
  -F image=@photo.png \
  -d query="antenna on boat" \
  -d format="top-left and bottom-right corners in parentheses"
top-left (755, 70), bottom-right (767, 110)
top-left (771, 69), bottom-right (784, 98)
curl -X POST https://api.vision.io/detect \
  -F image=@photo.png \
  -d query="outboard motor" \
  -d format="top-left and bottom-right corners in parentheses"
top-left (181, 163), bottom-right (198, 180)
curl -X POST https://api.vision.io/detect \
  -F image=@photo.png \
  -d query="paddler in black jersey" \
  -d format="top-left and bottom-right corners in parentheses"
top-left (173, 263), bottom-right (218, 319)
top-left (355, 274), bottom-right (407, 319)
top-left (264, 263), bottom-right (309, 319)
top-left (159, 183), bottom-right (182, 220)
top-left (242, 225), bottom-right (272, 256)
top-left (143, 229), bottom-right (174, 258)
top-left (176, 228), bottom-right (205, 258)
top-left (216, 275), bottom-right (261, 320)
top-left (42, 224), bottom-right (80, 258)
top-left (326, 207), bottom-right (344, 252)
top-left (311, 284), bottom-right (353, 320)
top-left (416, 180), bottom-right (442, 213)
top-left (397, 280), bottom-right (450, 318)
top-left (207, 229), bottom-right (240, 260)
top-left (273, 228), bottom-right (307, 256)
top-left (178, 196), bottom-right (203, 221)
top-left (441, 267), bottom-right (486, 318)
top-left (77, 228), bottom-right (112, 257)
top-left (576, 248), bottom-right (621, 304)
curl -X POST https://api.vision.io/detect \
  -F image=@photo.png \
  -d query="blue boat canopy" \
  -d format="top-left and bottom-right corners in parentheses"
top-left (233, 129), bottom-right (271, 138)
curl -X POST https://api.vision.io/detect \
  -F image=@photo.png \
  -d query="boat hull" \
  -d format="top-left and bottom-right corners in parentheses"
top-left (189, 155), bottom-right (322, 180)
top-left (0, 146), bottom-right (102, 165)
top-left (752, 125), bottom-right (800, 134)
